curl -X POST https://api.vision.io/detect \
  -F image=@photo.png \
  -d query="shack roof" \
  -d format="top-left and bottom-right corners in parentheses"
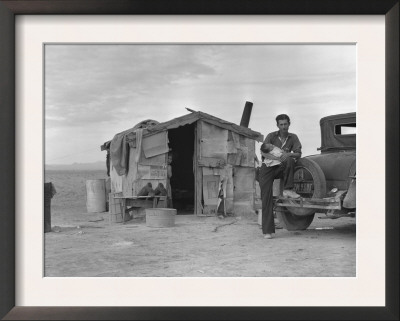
top-left (101, 110), bottom-right (264, 150)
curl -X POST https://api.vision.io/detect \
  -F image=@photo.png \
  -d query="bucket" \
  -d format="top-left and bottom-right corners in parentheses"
top-left (146, 208), bottom-right (176, 228)
top-left (86, 179), bottom-right (106, 213)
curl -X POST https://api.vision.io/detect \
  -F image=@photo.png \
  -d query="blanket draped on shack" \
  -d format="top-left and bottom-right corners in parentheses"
top-left (134, 128), bottom-right (143, 162)
top-left (110, 120), bottom-right (158, 176)
top-left (110, 133), bottom-right (129, 176)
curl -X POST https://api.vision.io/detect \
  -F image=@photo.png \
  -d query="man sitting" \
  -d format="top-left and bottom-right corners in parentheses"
top-left (258, 114), bottom-right (301, 239)
top-left (260, 143), bottom-right (300, 199)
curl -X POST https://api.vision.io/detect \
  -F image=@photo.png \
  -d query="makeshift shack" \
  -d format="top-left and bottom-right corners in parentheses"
top-left (101, 110), bottom-right (263, 216)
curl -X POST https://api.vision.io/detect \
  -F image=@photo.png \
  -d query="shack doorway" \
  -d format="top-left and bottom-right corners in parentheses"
top-left (168, 124), bottom-right (195, 214)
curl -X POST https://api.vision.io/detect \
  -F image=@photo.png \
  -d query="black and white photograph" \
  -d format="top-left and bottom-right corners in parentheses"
top-left (1, 0), bottom-right (397, 318)
top-left (44, 43), bottom-right (357, 277)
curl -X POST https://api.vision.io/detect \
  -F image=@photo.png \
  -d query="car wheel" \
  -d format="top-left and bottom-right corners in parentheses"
top-left (287, 158), bottom-right (327, 216)
top-left (276, 208), bottom-right (315, 231)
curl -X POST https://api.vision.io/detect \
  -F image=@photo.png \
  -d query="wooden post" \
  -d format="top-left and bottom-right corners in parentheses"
top-left (120, 198), bottom-right (126, 224)
top-left (194, 121), bottom-right (203, 215)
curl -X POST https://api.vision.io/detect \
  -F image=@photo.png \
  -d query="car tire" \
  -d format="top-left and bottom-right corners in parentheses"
top-left (286, 158), bottom-right (327, 217)
top-left (276, 208), bottom-right (315, 231)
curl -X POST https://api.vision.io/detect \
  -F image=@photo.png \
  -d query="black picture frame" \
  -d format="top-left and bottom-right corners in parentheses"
top-left (0, 1), bottom-right (398, 320)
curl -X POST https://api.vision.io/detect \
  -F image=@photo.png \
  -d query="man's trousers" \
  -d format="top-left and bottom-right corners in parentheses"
top-left (259, 158), bottom-right (295, 234)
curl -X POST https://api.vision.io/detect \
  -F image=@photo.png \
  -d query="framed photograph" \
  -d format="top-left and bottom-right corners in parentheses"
top-left (1, 1), bottom-right (398, 320)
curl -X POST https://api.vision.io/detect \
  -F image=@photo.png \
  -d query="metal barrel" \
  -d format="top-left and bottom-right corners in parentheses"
top-left (86, 179), bottom-right (106, 213)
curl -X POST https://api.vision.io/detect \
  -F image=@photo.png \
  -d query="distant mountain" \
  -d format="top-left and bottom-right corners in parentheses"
top-left (46, 161), bottom-right (106, 171)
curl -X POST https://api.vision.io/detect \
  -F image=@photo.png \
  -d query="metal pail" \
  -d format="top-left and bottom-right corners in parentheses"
top-left (145, 208), bottom-right (176, 227)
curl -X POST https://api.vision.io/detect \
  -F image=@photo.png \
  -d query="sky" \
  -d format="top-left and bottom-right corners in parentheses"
top-left (45, 44), bottom-right (356, 165)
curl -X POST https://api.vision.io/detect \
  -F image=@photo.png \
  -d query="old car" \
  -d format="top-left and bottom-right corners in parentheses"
top-left (274, 112), bottom-right (356, 230)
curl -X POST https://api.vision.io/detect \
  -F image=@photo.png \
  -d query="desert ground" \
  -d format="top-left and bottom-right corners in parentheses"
top-left (44, 170), bottom-right (356, 277)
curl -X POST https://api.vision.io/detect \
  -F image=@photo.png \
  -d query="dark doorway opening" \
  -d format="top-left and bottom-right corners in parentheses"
top-left (168, 124), bottom-right (195, 214)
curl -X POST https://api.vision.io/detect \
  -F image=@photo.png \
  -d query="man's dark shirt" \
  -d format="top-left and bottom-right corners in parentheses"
top-left (263, 131), bottom-right (302, 155)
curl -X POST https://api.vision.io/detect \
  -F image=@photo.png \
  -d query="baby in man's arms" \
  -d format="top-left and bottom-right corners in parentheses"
top-left (260, 142), bottom-right (283, 167)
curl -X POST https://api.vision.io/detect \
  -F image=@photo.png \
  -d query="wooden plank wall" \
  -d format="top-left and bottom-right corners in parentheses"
top-left (195, 122), bottom-right (203, 214)
top-left (110, 166), bottom-right (122, 193)
top-left (198, 121), bottom-right (257, 216)
top-left (200, 122), bottom-right (229, 215)
top-left (122, 148), bottom-right (139, 196)
top-left (233, 167), bottom-right (256, 215)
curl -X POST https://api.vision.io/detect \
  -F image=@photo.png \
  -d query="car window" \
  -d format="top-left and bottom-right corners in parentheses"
top-left (335, 123), bottom-right (356, 135)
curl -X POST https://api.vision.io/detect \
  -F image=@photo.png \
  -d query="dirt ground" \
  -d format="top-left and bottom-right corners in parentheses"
top-left (44, 170), bottom-right (356, 277)
top-left (45, 209), bottom-right (356, 277)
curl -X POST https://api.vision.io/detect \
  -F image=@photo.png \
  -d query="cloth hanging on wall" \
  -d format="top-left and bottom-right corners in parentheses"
top-left (110, 133), bottom-right (129, 176)
top-left (134, 128), bottom-right (143, 162)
